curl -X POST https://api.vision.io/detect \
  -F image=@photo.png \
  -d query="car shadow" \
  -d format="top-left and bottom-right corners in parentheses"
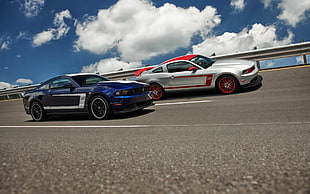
top-left (161, 83), bottom-right (262, 101)
top-left (25, 109), bottom-right (155, 122)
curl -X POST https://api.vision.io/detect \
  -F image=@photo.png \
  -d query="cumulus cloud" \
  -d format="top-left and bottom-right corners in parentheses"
top-left (231, 0), bottom-right (245, 11)
top-left (16, 78), bottom-right (33, 85)
top-left (277, 0), bottom-right (310, 27)
top-left (33, 9), bottom-right (72, 47)
top-left (81, 58), bottom-right (142, 74)
top-left (0, 81), bottom-right (17, 89)
top-left (33, 30), bottom-right (55, 47)
top-left (74, 0), bottom-right (221, 62)
top-left (19, 0), bottom-right (45, 18)
top-left (192, 23), bottom-right (293, 56)
top-left (261, 0), bottom-right (310, 27)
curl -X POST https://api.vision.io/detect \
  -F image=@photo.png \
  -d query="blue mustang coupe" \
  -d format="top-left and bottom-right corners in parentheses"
top-left (23, 74), bottom-right (153, 121)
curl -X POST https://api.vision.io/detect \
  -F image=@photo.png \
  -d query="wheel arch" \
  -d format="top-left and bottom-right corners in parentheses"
top-left (86, 91), bottom-right (111, 108)
top-left (29, 98), bottom-right (44, 112)
top-left (215, 73), bottom-right (240, 94)
top-left (213, 72), bottom-right (241, 86)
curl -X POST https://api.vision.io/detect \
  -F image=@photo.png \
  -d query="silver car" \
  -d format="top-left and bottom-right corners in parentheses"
top-left (135, 55), bottom-right (263, 100)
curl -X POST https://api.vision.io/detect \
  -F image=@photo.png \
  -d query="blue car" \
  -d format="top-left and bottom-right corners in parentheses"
top-left (23, 74), bottom-right (153, 121)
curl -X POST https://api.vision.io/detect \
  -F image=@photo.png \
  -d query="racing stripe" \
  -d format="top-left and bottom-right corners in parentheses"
top-left (165, 74), bottom-right (213, 90)
top-left (44, 93), bottom-right (86, 109)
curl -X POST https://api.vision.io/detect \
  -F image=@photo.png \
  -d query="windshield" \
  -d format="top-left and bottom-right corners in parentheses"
top-left (190, 55), bottom-right (215, 69)
top-left (71, 75), bottom-right (109, 87)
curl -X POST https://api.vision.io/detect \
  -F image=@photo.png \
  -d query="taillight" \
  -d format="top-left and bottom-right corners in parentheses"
top-left (242, 65), bottom-right (255, 74)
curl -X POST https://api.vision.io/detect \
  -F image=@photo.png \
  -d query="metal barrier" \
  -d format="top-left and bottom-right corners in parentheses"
top-left (1, 41), bottom-right (309, 101)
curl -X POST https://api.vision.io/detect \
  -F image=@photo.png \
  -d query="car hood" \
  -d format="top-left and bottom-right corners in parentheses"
top-left (95, 80), bottom-right (147, 89)
top-left (212, 59), bottom-right (254, 69)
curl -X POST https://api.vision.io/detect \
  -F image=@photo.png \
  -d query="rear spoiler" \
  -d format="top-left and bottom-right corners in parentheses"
top-left (134, 67), bottom-right (154, 76)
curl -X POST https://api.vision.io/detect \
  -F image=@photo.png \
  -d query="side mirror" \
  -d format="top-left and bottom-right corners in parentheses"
top-left (188, 67), bottom-right (198, 72)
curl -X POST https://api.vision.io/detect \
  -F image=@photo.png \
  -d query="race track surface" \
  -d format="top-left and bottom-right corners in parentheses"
top-left (1, 66), bottom-right (309, 193)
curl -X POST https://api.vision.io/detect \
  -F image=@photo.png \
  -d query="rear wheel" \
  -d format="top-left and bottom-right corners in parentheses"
top-left (150, 83), bottom-right (165, 100)
top-left (30, 101), bottom-right (47, 121)
top-left (89, 95), bottom-right (111, 120)
top-left (216, 75), bottom-right (239, 94)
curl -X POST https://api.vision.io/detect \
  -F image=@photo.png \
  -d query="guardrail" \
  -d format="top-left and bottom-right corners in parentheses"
top-left (1, 41), bottom-right (309, 101)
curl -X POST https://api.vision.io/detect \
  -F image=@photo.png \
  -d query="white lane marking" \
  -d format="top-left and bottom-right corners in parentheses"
top-left (155, 100), bottom-right (213, 106)
top-left (1, 122), bottom-right (309, 128)
top-left (0, 125), bottom-right (149, 128)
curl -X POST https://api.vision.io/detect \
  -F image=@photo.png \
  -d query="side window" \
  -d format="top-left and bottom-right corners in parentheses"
top-left (190, 56), bottom-right (214, 69)
top-left (152, 67), bottom-right (163, 73)
top-left (50, 78), bottom-right (73, 89)
top-left (37, 83), bottom-right (49, 90)
top-left (167, 62), bottom-right (195, 73)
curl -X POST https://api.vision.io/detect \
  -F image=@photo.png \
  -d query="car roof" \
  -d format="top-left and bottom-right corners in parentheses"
top-left (162, 54), bottom-right (198, 64)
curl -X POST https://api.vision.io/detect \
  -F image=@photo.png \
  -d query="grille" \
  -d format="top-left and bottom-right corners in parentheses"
top-left (130, 86), bottom-right (149, 95)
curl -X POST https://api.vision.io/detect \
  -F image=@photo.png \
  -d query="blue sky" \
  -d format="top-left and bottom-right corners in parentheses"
top-left (0, 0), bottom-right (310, 89)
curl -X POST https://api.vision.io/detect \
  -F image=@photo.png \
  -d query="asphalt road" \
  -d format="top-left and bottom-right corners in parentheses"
top-left (0, 66), bottom-right (309, 193)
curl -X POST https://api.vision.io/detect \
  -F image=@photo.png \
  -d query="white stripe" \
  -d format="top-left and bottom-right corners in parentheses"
top-left (45, 93), bottom-right (86, 109)
top-left (1, 122), bottom-right (309, 128)
top-left (0, 125), bottom-right (149, 128)
top-left (155, 100), bottom-right (213, 106)
top-left (44, 106), bottom-right (81, 110)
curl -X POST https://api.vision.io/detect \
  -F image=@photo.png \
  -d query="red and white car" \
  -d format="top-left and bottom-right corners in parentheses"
top-left (135, 55), bottom-right (263, 100)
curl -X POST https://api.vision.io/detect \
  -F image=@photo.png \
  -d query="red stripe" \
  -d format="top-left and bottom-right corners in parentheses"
top-left (162, 55), bottom-right (198, 64)
top-left (164, 74), bottom-right (213, 89)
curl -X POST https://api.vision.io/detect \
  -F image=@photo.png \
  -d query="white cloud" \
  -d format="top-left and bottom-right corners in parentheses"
top-left (1, 41), bottom-right (10, 50)
top-left (33, 9), bottom-right (72, 47)
top-left (296, 55), bottom-right (310, 64)
top-left (260, 0), bottom-right (273, 8)
top-left (17, 32), bottom-right (31, 40)
top-left (20, 0), bottom-right (45, 18)
top-left (81, 58), bottom-right (142, 74)
top-left (277, 0), bottom-right (310, 27)
top-left (260, 0), bottom-right (310, 27)
top-left (192, 23), bottom-right (293, 56)
top-left (0, 36), bottom-right (12, 50)
top-left (16, 78), bottom-right (33, 85)
top-left (231, 0), bottom-right (245, 11)
top-left (0, 81), bottom-right (17, 89)
top-left (74, 0), bottom-right (221, 62)
top-left (33, 30), bottom-right (55, 47)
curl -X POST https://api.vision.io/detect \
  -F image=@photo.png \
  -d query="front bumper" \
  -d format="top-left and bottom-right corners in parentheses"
top-left (111, 93), bottom-right (154, 114)
top-left (241, 75), bottom-right (263, 89)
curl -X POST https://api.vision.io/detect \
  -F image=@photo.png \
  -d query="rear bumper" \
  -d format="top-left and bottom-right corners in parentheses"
top-left (241, 75), bottom-right (263, 89)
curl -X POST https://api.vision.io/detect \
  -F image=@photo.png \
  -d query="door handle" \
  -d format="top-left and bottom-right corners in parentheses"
top-left (170, 75), bottom-right (175, 79)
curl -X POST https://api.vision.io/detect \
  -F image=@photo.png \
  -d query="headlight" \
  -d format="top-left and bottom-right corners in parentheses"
top-left (115, 90), bottom-right (130, 96)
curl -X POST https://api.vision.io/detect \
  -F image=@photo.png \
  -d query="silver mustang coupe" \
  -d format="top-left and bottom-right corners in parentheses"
top-left (135, 55), bottom-right (263, 100)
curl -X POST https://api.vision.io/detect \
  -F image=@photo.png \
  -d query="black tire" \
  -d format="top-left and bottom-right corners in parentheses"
top-left (30, 101), bottom-right (47, 121)
top-left (89, 95), bottom-right (111, 120)
top-left (149, 83), bottom-right (165, 100)
top-left (216, 75), bottom-right (239, 94)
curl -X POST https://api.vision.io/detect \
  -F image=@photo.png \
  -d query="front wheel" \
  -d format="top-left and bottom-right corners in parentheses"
top-left (30, 101), bottom-right (47, 121)
top-left (150, 83), bottom-right (165, 100)
top-left (216, 75), bottom-right (239, 94)
top-left (89, 95), bottom-right (111, 120)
